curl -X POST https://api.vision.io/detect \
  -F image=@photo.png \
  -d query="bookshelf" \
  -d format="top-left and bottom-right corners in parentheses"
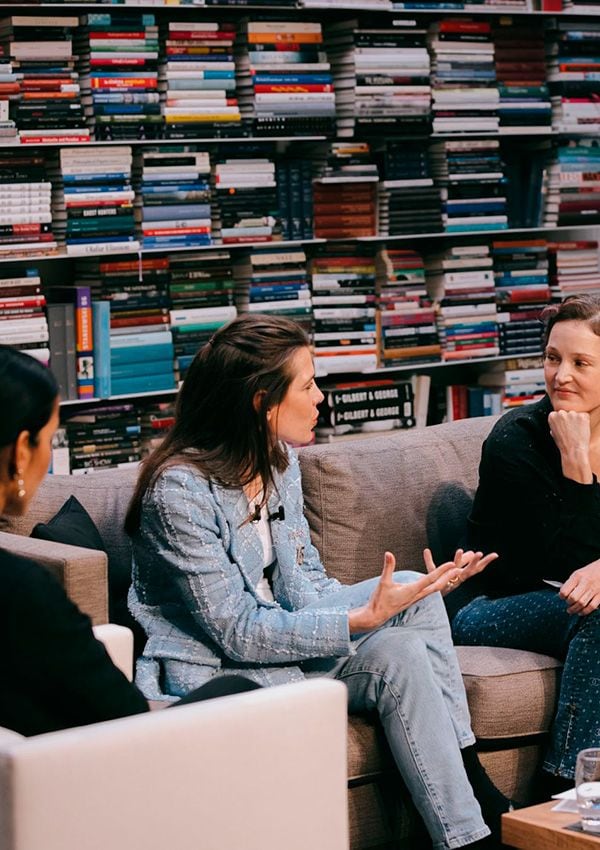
top-left (0, 1), bottom-right (598, 469)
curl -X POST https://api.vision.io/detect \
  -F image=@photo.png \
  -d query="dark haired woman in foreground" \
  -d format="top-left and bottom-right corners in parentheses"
top-left (127, 314), bottom-right (508, 850)
top-left (0, 346), bottom-right (258, 738)
top-left (450, 294), bottom-right (600, 794)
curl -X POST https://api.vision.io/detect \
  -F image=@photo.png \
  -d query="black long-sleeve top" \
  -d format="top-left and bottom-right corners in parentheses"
top-left (464, 395), bottom-right (600, 599)
top-left (1, 548), bottom-right (148, 736)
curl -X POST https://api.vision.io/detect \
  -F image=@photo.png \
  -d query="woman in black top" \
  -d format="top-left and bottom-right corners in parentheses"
top-left (450, 294), bottom-right (600, 790)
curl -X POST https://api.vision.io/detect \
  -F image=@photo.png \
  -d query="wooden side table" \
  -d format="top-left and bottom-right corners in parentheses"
top-left (502, 801), bottom-right (600, 849)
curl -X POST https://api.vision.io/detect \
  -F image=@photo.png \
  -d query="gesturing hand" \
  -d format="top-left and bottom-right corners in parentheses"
top-left (559, 558), bottom-right (600, 616)
top-left (424, 548), bottom-right (499, 596)
top-left (548, 410), bottom-right (593, 484)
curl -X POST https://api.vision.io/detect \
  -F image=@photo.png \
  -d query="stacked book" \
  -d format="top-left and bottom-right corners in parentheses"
top-left (235, 19), bottom-right (335, 137)
top-left (234, 246), bottom-right (312, 335)
top-left (427, 244), bottom-right (500, 362)
top-left (168, 248), bottom-right (236, 381)
top-left (0, 14), bottom-right (89, 145)
top-left (430, 139), bottom-right (508, 233)
top-left (0, 59), bottom-right (19, 145)
top-left (136, 148), bottom-right (212, 251)
top-left (309, 243), bottom-right (378, 376)
top-left (315, 377), bottom-right (415, 442)
top-left (492, 19), bottom-right (551, 133)
top-left (376, 247), bottom-right (441, 367)
top-left (212, 149), bottom-right (280, 244)
top-left (377, 140), bottom-right (442, 236)
top-left (78, 12), bottom-right (162, 142)
top-left (62, 404), bottom-right (143, 474)
top-left (0, 267), bottom-right (49, 365)
top-left (161, 20), bottom-right (242, 140)
top-left (547, 19), bottom-right (600, 134)
top-left (491, 238), bottom-right (549, 356)
top-left (325, 18), bottom-right (431, 139)
top-left (543, 140), bottom-right (600, 229)
top-left (53, 145), bottom-right (138, 257)
top-left (547, 239), bottom-right (600, 299)
top-left (313, 141), bottom-right (378, 239)
top-left (275, 156), bottom-right (313, 241)
top-left (138, 399), bottom-right (175, 457)
top-left (429, 19), bottom-right (499, 135)
top-left (0, 150), bottom-right (56, 257)
top-left (478, 358), bottom-right (545, 411)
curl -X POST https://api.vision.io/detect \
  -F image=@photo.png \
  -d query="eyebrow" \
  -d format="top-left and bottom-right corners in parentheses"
top-left (546, 346), bottom-right (597, 360)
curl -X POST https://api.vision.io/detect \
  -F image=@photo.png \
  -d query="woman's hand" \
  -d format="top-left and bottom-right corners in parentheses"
top-left (424, 548), bottom-right (499, 596)
top-left (348, 551), bottom-right (460, 634)
top-left (559, 558), bottom-right (600, 615)
top-left (548, 410), bottom-right (594, 484)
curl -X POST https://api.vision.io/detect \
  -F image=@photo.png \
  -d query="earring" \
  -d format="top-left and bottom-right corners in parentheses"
top-left (16, 470), bottom-right (26, 499)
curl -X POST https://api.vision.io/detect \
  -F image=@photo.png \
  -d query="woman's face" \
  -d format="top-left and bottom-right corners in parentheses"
top-left (4, 398), bottom-right (60, 516)
top-left (267, 347), bottom-right (324, 446)
top-left (544, 320), bottom-right (600, 417)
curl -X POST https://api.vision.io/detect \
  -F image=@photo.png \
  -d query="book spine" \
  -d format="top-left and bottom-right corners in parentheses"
top-left (92, 301), bottom-right (111, 400)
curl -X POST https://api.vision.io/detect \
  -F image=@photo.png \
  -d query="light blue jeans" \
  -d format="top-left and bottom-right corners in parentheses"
top-left (303, 572), bottom-right (490, 850)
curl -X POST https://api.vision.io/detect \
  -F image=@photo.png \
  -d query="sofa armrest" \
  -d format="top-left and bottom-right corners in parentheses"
top-left (0, 530), bottom-right (108, 625)
top-left (0, 679), bottom-right (349, 850)
top-left (92, 624), bottom-right (134, 681)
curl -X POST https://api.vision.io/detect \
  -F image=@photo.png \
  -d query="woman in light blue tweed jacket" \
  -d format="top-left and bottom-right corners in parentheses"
top-left (125, 314), bottom-right (507, 850)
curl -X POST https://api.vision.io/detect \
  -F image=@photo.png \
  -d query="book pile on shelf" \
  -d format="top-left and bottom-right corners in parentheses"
top-left (234, 245), bottom-right (311, 334)
top-left (211, 147), bottom-right (281, 244)
top-left (392, 0), bottom-right (528, 9)
top-left (491, 238), bottom-right (549, 355)
top-left (375, 247), bottom-right (440, 366)
top-left (169, 249), bottom-right (236, 381)
top-left (136, 148), bottom-right (212, 250)
top-left (427, 244), bottom-right (500, 361)
top-left (477, 357), bottom-right (545, 411)
top-left (138, 399), bottom-right (175, 456)
top-left (52, 146), bottom-right (138, 257)
top-left (0, 14), bottom-right (89, 146)
top-left (429, 19), bottom-right (499, 135)
top-left (547, 19), bottom-right (600, 132)
top-left (309, 243), bottom-right (377, 375)
top-left (313, 141), bottom-right (378, 239)
top-left (161, 20), bottom-right (242, 139)
top-left (0, 58), bottom-right (19, 145)
top-left (46, 283), bottom-right (95, 399)
top-left (0, 151), bottom-right (56, 256)
top-left (77, 12), bottom-right (161, 142)
top-left (60, 403), bottom-right (143, 475)
top-left (377, 140), bottom-right (442, 236)
top-left (324, 17), bottom-right (431, 139)
top-left (492, 19), bottom-right (551, 133)
top-left (0, 267), bottom-right (49, 365)
top-left (543, 140), bottom-right (600, 229)
top-left (315, 377), bottom-right (414, 443)
top-left (235, 19), bottom-right (335, 137)
top-left (430, 139), bottom-right (508, 233)
top-left (276, 155), bottom-right (313, 241)
top-left (548, 239), bottom-right (600, 298)
top-left (444, 382), bottom-right (502, 421)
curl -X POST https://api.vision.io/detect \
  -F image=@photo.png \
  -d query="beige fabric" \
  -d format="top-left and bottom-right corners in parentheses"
top-left (92, 624), bottom-right (134, 681)
top-left (0, 680), bottom-right (348, 850)
top-left (479, 744), bottom-right (545, 805)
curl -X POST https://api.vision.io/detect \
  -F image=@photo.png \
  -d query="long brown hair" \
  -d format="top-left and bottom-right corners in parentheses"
top-left (125, 313), bottom-right (310, 534)
top-left (541, 294), bottom-right (600, 348)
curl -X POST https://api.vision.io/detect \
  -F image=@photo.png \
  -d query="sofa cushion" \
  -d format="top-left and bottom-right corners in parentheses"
top-left (31, 496), bottom-right (106, 554)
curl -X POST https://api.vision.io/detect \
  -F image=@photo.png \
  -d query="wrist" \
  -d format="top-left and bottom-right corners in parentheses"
top-left (348, 605), bottom-right (376, 635)
top-left (561, 451), bottom-right (593, 484)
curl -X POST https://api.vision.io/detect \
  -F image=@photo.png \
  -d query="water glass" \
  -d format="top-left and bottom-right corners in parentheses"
top-left (576, 748), bottom-right (600, 834)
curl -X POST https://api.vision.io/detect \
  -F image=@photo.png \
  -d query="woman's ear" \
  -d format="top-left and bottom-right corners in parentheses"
top-left (12, 430), bottom-right (33, 477)
top-left (253, 389), bottom-right (267, 415)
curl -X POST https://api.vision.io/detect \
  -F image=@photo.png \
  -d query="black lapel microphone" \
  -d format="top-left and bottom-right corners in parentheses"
top-left (268, 506), bottom-right (285, 522)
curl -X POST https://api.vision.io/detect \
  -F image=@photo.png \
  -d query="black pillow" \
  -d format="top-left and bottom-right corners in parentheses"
top-left (31, 495), bottom-right (107, 554)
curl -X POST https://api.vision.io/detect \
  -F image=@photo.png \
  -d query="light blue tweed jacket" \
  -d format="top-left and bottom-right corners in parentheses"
top-left (128, 447), bottom-right (353, 700)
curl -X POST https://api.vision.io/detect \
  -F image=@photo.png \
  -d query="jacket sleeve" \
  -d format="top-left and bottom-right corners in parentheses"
top-left (142, 467), bottom-right (352, 665)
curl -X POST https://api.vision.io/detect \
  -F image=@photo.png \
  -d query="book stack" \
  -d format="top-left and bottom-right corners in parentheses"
top-left (235, 19), bottom-right (335, 138)
top-left (543, 140), bottom-right (600, 229)
top-left (0, 150), bottom-right (56, 257)
top-left (62, 403), bottom-right (143, 475)
top-left (315, 377), bottom-right (415, 442)
top-left (136, 148), bottom-right (212, 251)
top-left (375, 247), bottom-right (441, 366)
top-left (138, 399), bottom-right (176, 457)
top-left (212, 148), bottom-right (280, 244)
top-left (309, 243), bottom-right (378, 376)
top-left (492, 19), bottom-right (551, 133)
top-left (313, 141), bottom-right (378, 239)
top-left (0, 14), bottom-right (89, 145)
top-left (491, 238), bottom-right (549, 356)
top-left (0, 59), bottom-right (19, 145)
top-left (377, 140), bottom-right (442, 236)
top-left (428, 244), bottom-right (500, 362)
top-left (78, 12), bottom-right (162, 141)
top-left (234, 246), bottom-right (312, 335)
top-left (275, 156), bottom-right (313, 241)
top-left (0, 267), bottom-right (49, 365)
top-left (430, 139), bottom-right (508, 233)
top-left (429, 19), bottom-right (499, 135)
top-left (168, 249), bottom-right (236, 381)
top-left (162, 20), bottom-right (242, 140)
top-left (547, 19), bottom-right (600, 133)
top-left (325, 18), bottom-right (430, 139)
top-left (547, 239), bottom-right (600, 298)
top-left (46, 283), bottom-right (95, 399)
top-left (478, 358), bottom-right (545, 411)
top-left (53, 145), bottom-right (138, 257)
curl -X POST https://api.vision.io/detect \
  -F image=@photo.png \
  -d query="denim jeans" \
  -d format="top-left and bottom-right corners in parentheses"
top-left (303, 572), bottom-right (489, 850)
top-left (451, 589), bottom-right (600, 779)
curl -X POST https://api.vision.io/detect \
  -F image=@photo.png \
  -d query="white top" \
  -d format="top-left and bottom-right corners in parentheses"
top-left (251, 499), bottom-right (275, 603)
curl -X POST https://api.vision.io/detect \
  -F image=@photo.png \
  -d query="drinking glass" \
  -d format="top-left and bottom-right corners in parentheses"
top-left (575, 748), bottom-right (600, 834)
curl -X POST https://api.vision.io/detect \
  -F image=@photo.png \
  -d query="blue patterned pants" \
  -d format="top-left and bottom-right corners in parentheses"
top-left (451, 589), bottom-right (600, 779)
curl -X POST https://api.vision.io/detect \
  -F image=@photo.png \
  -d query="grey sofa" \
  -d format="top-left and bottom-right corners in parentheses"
top-left (1, 416), bottom-right (562, 850)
